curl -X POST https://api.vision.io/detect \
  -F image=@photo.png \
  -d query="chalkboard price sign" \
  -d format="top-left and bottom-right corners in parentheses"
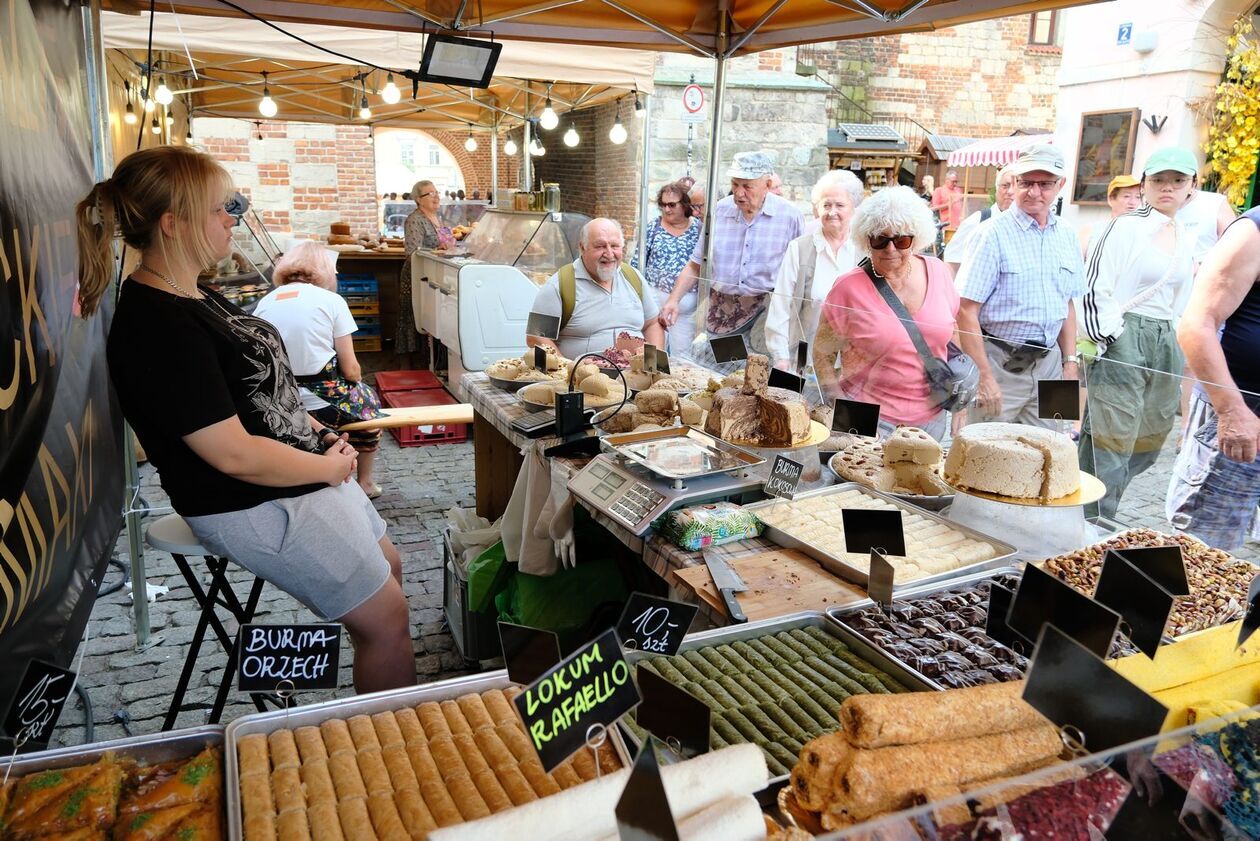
top-left (616, 592), bottom-right (698, 657)
top-left (237, 624), bottom-right (342, 692)
top-left (513, 628), bottom-right (641, 772)
top-left (764, 455), bottom-right (804, 500)
top-left (3, 659), bottom-right (75, 749)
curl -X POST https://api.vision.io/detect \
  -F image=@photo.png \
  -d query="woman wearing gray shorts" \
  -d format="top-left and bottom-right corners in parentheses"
top-left (77, 145), bottom-right (415, 694)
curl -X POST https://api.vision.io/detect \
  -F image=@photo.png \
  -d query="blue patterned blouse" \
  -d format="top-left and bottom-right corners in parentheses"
top-left (633, 217), bottom-right (701, 294)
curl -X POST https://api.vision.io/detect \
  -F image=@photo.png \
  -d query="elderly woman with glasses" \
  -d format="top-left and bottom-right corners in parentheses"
top-left (765, 169), bottom-right (864, 370)
top-left (814, 185), bottom-right (960, 440)
top-left (396, 179), bottom-right (446, 356)
top-left (632, 181), bottom-right (701, 353)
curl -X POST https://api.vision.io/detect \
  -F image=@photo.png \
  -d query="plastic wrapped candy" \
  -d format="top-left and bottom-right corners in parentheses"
top-left (654, 502), bottom-right (763, 551)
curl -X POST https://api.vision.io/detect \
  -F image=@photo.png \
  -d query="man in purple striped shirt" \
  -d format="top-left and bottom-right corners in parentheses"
top-left (659, 151), bottom-right (804, 352)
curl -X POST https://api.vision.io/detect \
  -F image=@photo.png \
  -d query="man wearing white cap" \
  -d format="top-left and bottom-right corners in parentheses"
top-left (659, 150), bottom-right (804, 353)
top-left (955, 143), bottom-right (1086, 427)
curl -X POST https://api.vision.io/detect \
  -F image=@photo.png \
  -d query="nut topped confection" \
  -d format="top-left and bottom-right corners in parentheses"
top-left (943, 422), bottom-right (1079, 501)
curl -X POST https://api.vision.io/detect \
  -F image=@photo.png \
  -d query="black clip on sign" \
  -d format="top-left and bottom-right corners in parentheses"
top-left (767, 367), bottom-right (804, 394)
top-left (616, 592), bottom-right (698, 658)
top-left (709, 334), bottom-right (748, 364)
top-left (533, 346), bottom-right (548, 372)
top-left (1037, 379), bottom-right (1081, 421)
top-left (1092, 551), bottom-right (1176, 658)
top-left (644, 344), bottom-right (658, 374)
top-left (764, 455), bottom-right (804, 501)
top-left (867, 550), bottom-right (895, 610)
top-left (796, 340), bottom-right (809, 375)
top-left (554, 391), bottom-right (587, 438)
top-left (1114, 545), bottom-right (1190, 596)
top-left (237, 624), bottom-right (342, 692)
top-left (1006, 564), bottom-right (1121, 659)
top-left (831, 398), bottom-right (881, 438)
top-left (655, 347), bottom-right (671, 375)
top-left (3, 659), bottom-right (76, 750)
top-left (526, 312), bottom-right (561, 341)
top-left (635, 669), bottom-right (711, 758)
top-left (985, 582), bottom-right (1023, 651)
top-left (1237, 572), bottom-right (1260, 650)
top-left (513, 628), bottom-right (641, 772)
top-left (841, 508), bottom-right (906, 556)
top-left (615, 736), bottom-right (682, 841)
top-left (498, 621), bottom-right (563, 687)
top-left (1022, 624), bottom-right (1168, 755)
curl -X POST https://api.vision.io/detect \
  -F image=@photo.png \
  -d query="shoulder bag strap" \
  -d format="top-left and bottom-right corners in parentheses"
top-left (620, 263), bottom-right (644, 300)
top-left (860, 258), bottom-right (940, 371)
top-left (559, 263), bottom-right (577, 330)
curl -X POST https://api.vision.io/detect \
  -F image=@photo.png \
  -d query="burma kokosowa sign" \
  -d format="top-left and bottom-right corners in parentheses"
top-left (0, 0), bottom-right (126, 745)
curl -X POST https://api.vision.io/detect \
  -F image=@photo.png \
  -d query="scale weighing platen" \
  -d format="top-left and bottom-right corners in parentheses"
top-left (568, 427), bottom-right (766, 535)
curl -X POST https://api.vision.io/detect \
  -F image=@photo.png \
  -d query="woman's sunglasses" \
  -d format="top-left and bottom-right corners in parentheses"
top-left (869, 234), bottom-right (914, 251)
top-left (658, 200), bottom-right (680, 209)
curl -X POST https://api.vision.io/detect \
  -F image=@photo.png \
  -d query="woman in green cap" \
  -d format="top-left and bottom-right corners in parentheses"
top-left (1078, 147), bottom-right (1198, 519)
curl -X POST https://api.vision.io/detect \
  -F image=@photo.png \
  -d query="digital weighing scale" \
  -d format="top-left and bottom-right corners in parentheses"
top-left (568, 427), bottom-right (767, 535)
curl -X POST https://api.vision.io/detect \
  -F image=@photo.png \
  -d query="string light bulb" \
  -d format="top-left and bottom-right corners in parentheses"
top-left (359, 94), bottom-right (372, 121)
top-left (123, 81), bottom-right (138, 124)
top-left (609, 114), bottom-right (627, 145)
top-left (503, 137), bottom-right (517, 156)
top-left (150, 117), bottom-right (161, 135)
top-left (143, 90), bottom-right (155, 113)
top-left (563, 124), bottom-right (579, 147)
top-left (464, 127), bottom-right (478, 152)
top-left (634, 93), bottom-right (646, 118)
top-left (155, 76), bottom-right (173, 106)
top-left (528, 138), bottom-right (545, 156)
top-left (258, 72), bottom-right (277, 118)
top-left (539, 93), bottom-right (559, 131)
top-left (367, 126), bottom-right (374, 145)
top-left (255, 122), bottom-right (264, 143)
top-left (186, 113), bottom-right (194, 143)
top-left (165, 113), bottom-right (174, 127)
top-left (381, 73), bottom-right (401, 105)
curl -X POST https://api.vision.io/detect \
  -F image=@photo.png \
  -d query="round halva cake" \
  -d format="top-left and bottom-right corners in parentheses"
top-left (943, 422), bottom-right (1080, 501)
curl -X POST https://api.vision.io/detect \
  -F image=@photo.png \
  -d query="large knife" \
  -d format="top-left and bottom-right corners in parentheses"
top-left (702, 549), bottom-right (748, 624)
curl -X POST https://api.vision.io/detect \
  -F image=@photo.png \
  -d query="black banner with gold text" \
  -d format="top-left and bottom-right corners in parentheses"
top-left (0, 0), bottom-right (125, 727)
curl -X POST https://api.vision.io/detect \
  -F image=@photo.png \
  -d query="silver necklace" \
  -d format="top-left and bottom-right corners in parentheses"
top-left (137, 263), bottom-right (200, 299)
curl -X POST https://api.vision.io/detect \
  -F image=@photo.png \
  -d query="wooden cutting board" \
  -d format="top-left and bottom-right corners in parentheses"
top-left (672, 548), bottom-right (867, 623)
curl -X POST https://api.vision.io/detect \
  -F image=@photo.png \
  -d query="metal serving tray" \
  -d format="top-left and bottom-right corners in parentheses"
top-left (224, 672), bottom-right (630, 840)
top-left (601, 426), bottom-right (765, 481)
top-left (744, 483), bottom-right (1017, 591)
top-left (4, 723), bottom-right (224, 779)
top-left (621, 611), bottom-right (942, 785)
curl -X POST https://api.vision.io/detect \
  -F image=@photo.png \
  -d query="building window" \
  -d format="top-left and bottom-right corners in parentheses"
top-left (428, 145), bottom-right (441, 165)
top-left (1029, 11), bottom-right (1058, 46)
top-left (400, 139), bottom-right (415, 168)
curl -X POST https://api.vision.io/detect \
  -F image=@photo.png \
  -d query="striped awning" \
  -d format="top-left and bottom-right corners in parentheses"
top-left (947, 134), bottom-right (1056, 168)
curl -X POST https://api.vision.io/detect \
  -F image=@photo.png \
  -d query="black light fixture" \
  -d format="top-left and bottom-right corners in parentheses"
top-left (123, 80), bottom-right (137, 125)
top-left (417, 32), bottom-right (503, 88)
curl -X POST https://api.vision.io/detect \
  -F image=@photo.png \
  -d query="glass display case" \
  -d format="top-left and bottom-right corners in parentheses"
top-left (456, 208), bottom-right (590, 282)
top-left (440, 201), bottom-right (490, 231)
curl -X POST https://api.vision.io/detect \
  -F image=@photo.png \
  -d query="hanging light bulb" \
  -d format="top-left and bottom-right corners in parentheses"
top-left (381, 73), bottom-right (401, 105)
top-left (534, 144), bottom-right (546, 157)
top-left (124, 102), bottom-right (137, 125)
top-left (256, 122), bottom-right (264, 143)
top-left (155, 76), bottom-right (174, 106)
top-left (359, 94), bottom-right (372, 121)
top-left (634, 93), bottom-right (646, 118)
top-left (143, 90), bottom-right (155, 113)
top-left (464, 127), bottom-right (478, 152)
top-left (539, 92), bottom-right (559, 130)
top-left (367, 126), bottom-right (375, 145)
top-left (563, 124), bottom-right (579, 147)
top-left (258, 71), bottom-right (278, 118)
top-left (529, 137), bottom-right (545, 156)
top-left (609, 114), bottom-right (628, 145)
top-left (165, 112), bottom-right (175, 127)
top-left (503, 137), bottom-right (517, 156)
top-left (150, 117), bottom-right (161, 135)
top-left (186, 113), bottom-right (195, 143)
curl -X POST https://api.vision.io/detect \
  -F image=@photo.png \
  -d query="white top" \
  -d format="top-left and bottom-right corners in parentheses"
top-left (764, 230), bottom-right (857, 365)
top-left (1080, 205), bottom-right (1194, 345)
top-left (1176, 190), bottom-right (1233, 263)
top-left (530, 259), bottom-right (660, 359)
top-left (944, 204), bottom-right (1003, 264)
top-left (253, 283), bottom-right (357, 410)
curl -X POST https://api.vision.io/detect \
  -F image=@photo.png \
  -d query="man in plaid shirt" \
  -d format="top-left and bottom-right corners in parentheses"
top-left (659, 150), bottom-right (804, 353)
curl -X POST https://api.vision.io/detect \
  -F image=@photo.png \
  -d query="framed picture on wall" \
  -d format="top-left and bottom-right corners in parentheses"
top-left (1072, 109), bottom-right (1140, 204)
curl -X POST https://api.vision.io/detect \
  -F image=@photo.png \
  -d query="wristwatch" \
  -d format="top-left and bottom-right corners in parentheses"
top-left (318, 429), bottom-right (340, 451)
top-left (1063, 355), bottom-right (1080, 364)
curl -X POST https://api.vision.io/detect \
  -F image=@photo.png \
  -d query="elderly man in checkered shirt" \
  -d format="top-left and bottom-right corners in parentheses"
top-left (659, 150), bottom-right (804, 355)
top-left (955, 144), bottom-right (1086, 428)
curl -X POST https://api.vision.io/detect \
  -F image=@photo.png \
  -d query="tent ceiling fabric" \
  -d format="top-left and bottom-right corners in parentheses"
top-left (102, 12), bottom-right (653, 130)
top-left (101, 0), bottom-right (1100, 56)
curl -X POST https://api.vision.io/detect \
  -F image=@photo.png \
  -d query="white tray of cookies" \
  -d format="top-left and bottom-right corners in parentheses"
top-left (224, 672), bottom-right (630, 840)
top-left (745, 484), bottom-right (1016, 592)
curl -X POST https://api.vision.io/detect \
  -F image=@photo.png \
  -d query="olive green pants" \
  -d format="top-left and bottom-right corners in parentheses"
top-left (1079, 313), bottom-right (1183, 520)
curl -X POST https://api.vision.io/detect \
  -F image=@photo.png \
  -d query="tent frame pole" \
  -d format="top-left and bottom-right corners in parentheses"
top-left (490, 113), bottom-right (499, 204)
top-left (636, 93), bottom-right (651, 270)
top-left (700, 10), bottom-right (730, 277)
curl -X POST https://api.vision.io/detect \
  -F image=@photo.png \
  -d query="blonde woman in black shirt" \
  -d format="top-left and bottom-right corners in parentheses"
top-left (76, 145), bottom-right (415, 694)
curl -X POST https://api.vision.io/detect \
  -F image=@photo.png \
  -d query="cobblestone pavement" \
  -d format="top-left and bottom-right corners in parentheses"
top-left (50, 430), bottom-right (482, 749)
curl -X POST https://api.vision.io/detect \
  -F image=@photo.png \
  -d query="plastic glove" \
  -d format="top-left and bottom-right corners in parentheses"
top-left (550, 493), bottom-right (577, 569)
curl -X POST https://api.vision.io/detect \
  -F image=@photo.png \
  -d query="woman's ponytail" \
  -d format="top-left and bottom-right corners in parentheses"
top-left (75, 180), bottom-right (118, 317)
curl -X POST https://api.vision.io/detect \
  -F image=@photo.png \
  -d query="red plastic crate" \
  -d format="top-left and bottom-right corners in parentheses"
top-left (381, 387), bottom-right (469, 447)
top-left (374, 369), bottom-right (442, 393)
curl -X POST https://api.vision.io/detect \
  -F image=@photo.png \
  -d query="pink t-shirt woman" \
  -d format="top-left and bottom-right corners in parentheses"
top-left (817, 255), bottom-right (959, 428)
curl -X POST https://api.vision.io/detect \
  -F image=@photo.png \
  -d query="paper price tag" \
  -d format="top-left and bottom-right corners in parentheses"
top-left (764, 455), bottom-right (804, 500)
top-left (526, 312), bottom-right (561, 340)
top-left (513, 629), bottom-right (641, 772)
top-left (841, 509), bottom-right (905, 557)
top-left (3, 659), bottom-right (76, 749)
top-left (767, 368), bottom-right (804, 393)
top-left (1037, 379), bottom-right (1081, 421)
top-left (831, 398), bottom-right (881, 437)
top-left (709, 334), bottom-right (748, 364)
top-left (634, 670), bottom-right (710, 757)
top-left (615, 737), bottom-right (681, 841)
top-left (498, 622), bottom-right (563, 687)
top-left (237, 624), bottom-right (341, 692)
top-left (616, 592), bottom-right (698, 657)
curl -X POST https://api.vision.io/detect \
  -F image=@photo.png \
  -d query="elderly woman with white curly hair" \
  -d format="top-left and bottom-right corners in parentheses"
top-left (254, 240), bottom-right (385, 497)
top-left (765, 169), bottom-right (864, 370)
top-left (813, 185), bottom-right (961, 440)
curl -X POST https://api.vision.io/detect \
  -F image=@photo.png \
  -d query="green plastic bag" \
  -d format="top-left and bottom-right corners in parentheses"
top-left (494, 556), bottom-right (628, 646)
top-left (467, 540), bottom-right (512, 613)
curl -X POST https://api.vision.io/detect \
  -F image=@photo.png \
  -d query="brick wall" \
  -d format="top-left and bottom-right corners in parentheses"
top-left (809, 14), bottom-right (1061, 136)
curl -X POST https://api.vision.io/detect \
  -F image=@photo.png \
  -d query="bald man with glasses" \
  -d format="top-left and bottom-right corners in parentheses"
top-left (955, 144), bottom-right (1086, 427)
